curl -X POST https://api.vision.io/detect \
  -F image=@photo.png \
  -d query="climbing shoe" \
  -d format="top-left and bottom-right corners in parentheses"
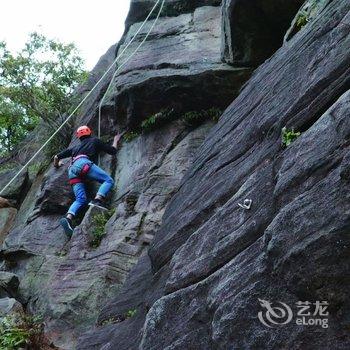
top-left (60, 217), bottom-right (74, 238)
top-left (88, 199), bottom-right (108, 211)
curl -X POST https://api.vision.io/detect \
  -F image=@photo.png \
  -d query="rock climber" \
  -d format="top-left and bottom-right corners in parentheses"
top-left (53, 125), bottom-right (121, 237)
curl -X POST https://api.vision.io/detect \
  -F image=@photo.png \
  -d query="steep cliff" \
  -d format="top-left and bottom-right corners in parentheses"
top-left (0, 0), bottom-right (349, 349)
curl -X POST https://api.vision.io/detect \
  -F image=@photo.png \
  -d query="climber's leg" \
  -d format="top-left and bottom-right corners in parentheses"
top-left (69, 182), bottom-right (89, 215)
top-left (86, 164), bottom-right (115, 210)
top-left (60, 183), bottom-right (88, 237)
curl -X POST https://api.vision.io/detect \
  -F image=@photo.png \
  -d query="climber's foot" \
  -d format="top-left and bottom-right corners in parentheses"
top-left (88, 199), bottom-right (108, 211)
top-left (60, 217), bottom-right (74, 238)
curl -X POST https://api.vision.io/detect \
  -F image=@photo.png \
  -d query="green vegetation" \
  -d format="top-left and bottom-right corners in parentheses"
top-left (141, 114), bottom-right (157, 131)
top-left (100, 316), bottom-right (118, 326)
top-left (295, 12), bottom-right (309, 30)
top-left (294, 0), bottom-right (326, 31)
top-left (99, 308), bottom-right (137, 326)
top-left (0, 32), bottom-right (87, 155)
top-left (182, 108), bottom-right (222, 126)
top-left (0, 162), bottom-right (17, 174)
top-left (122, 107), bottom-right (222, 143)
top-left (0, 313), bottom-right (43, 350)
top-left (55, 248), bottom-right (68, 258)
top-left (125, 309), bottom-right (137, 319)
top-left (90, 209), bottom-right (115, 248)
top-left (141, 107), bottom-right (222, 133)
top-left (141, 108), bottom-right (176, 133)
top-left (282, 127), bottom-right (301, 147)
top-left (123, 131), bottom-right (140, 143)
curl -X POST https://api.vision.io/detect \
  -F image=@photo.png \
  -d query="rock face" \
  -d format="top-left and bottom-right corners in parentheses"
top-left (0, 5), bottom-right (250, 348)
top-left (284, 0), bottom-right (330, 42)
top-left (110, 4), bottom-right (251, 127)
top-left (0, 208), bottom-right (17, 245)
top-left (0, 120), bottom-right (214, 349)
top-left (1, 0), bottom-right (349, 349)
top-left (126, 0), bottom-right (222, 26)
top-left (0, 297), bottom-right (23, 317)
top-left (0, 168), bottom-right (29, 205)
top-left (221, 0), bottom-right (304, 66)
top-left (0, 271), bottom-right (19, 298)
top-left (77, 0), bottom-right (350, 349)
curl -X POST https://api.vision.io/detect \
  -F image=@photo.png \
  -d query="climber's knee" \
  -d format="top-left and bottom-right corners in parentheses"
top-left (107, 176), bottom-right (114, 187)
top-left (97, 176), bottom-right (114, 198)
top-left (76, 193), bottom-right (88, 206)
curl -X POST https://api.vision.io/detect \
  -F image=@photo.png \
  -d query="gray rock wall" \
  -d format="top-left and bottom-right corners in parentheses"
top-left (78, 0), bottom-right (350, 349)
top-left (1, 0), bottom-right (343, 349)
top-left (221, 0), bottom-right (305, 66)
top-left (112, 5), bottom-right (251, 127)
top-left (0, 120), bottom-right (214, 349)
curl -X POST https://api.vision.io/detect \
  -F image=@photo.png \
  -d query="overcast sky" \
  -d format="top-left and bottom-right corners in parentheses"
top-left (0, 0), bottom-right (131, 69)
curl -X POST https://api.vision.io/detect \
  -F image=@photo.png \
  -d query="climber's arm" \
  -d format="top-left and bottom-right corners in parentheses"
top-left (54, 148), bottom-right (73, 168)
top-left (97, 134), bottom-right (122, 155)
top-left (53, 155), bottom-right (60, 168)
top-left (112, 133), bottom-right (122, 149)
top-left (56, 148), bottom-right (73, 159)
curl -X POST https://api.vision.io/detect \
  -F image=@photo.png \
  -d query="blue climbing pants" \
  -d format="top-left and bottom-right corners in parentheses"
top-left (67, 158), bottom-right (114, 216)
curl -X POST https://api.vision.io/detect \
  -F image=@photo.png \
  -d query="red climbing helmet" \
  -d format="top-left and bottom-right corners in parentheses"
top-left (76, 125), bottom-right (92, 138)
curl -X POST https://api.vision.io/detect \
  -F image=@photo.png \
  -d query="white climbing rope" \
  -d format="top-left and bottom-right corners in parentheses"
top-left (0, 0), bottom-right (165, 196)
top-left (97, 0), bottom-right (165, 164)
top-left (98, 0), bottom-right (165, 140)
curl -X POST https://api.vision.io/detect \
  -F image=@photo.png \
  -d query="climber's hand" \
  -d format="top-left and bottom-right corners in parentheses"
top-left (53, 155), bottom-right (60, 168)
top-left (114, 133), bottom-right (122, 143)
top-left (112, 133), bottom-right (123, 149)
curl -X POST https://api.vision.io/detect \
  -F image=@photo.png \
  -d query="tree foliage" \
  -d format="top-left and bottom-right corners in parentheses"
top-left (0, 32), bottom-right (87, 154)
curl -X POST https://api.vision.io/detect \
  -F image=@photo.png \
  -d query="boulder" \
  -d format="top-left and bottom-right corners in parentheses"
top-left (0, 168), bottom-right (29, 205)
top-left (1, 215), bottom-right (67, 257)
top-left (13, 173), bottom-right (45, 227)
top-left (0, 297), bottom-right (23, 317)
top-left (34, 164), bottom-right (73, 215)
top-left (0, 271), bottom-right (19, 298)
top-left (77, 255), bottom-right (154, 350)
top-left (0, 208), bottom-right (17, 245)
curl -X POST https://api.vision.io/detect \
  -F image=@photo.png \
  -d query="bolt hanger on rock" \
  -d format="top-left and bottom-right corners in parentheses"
top-left (238, 199), bottom-right (252, 210)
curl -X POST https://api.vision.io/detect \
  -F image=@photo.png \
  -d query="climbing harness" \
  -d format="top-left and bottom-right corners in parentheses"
top-left (238, 199), bottom-right (252, 210)
top-left (68, 166), bottom-right (90, 185)
top-left (0, 0), bottom-right (166, 196)
top-left (68, 155), bottom-right (91, 185)
top-left (71, 154), bottom-right (89, 163)
top-left (97, 0), bottom-right (165, 164)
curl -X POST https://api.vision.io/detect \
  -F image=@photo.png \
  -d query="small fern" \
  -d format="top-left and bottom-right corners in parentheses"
top-left (0, 313), bottom-right (43, 350)
top-left (123, 131), bottom-right (140, 143)
top-left (90, 209), bottom-right (115, 248)
top-left (282, 127), bottom-right (301, 147)
top-left (296, 12), bottom-right (309, 29)
top-left (125, 309), bottom-right (137, 319)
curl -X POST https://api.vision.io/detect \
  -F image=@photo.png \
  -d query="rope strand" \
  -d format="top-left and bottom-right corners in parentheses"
top-left (0, 0), bottom-right (165, 196)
